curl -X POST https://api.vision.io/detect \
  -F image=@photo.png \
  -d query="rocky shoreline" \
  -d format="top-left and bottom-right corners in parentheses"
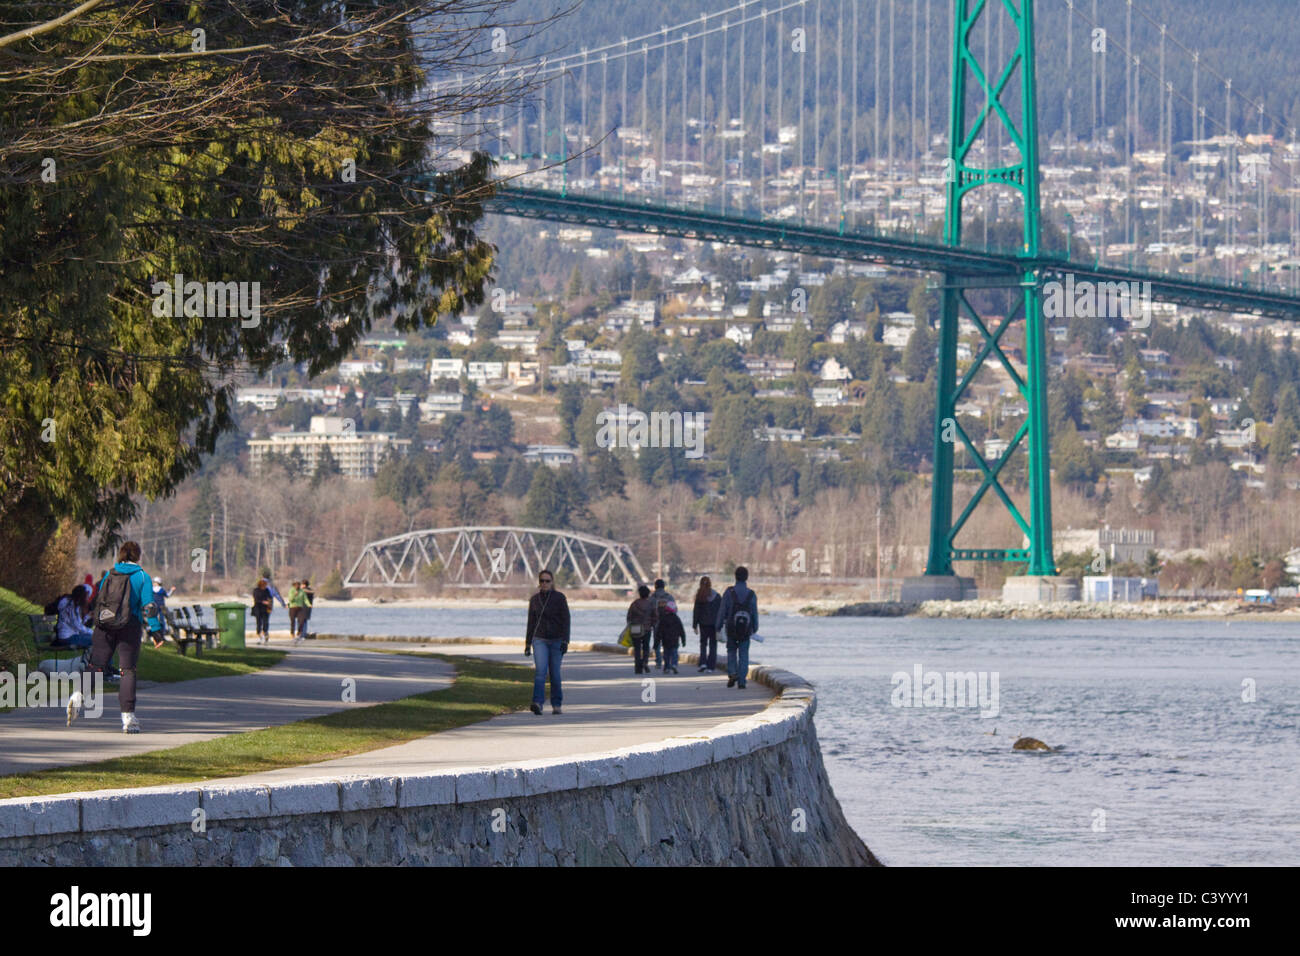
top-left (799, 599), bottom-right (1298, 620)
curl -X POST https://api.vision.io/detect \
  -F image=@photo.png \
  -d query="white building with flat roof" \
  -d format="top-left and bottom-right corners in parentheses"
top-left (429, 358), bottom-right (465, 383)
top-left (247, 416), bottom-right (409, 479)
top-left (524, 445), bottom-right (580, 467)
top-left (418, 393), bottom-right (465, 422)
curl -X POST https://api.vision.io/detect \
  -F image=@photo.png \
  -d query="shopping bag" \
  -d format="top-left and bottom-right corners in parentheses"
top-left (618, 624), bottom-right (633, 647)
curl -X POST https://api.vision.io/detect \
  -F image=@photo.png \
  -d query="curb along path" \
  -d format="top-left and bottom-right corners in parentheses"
top-left (0, 645), bottom-right (455, 777)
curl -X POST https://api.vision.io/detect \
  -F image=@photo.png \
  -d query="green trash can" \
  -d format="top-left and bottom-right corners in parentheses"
top-left (213, 601), bottom-right (247, 649)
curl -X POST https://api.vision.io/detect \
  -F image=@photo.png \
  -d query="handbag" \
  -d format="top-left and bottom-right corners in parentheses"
top-left (618, 624), bottom-right (633, 647)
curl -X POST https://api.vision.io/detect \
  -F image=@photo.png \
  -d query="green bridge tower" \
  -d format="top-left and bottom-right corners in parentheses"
top-left (916, 0), bottom-right (1062, 600)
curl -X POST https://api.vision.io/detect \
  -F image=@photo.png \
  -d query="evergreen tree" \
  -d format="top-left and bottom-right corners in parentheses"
top-left (556, 383), bottom-right (585, 444)
top-left (503, 457), bottom-right (535, 498)
top-left (522, 465), bottom-right (569, 528)
top-left (312, 445), bottom-right (343, 486)
top-left (592, 450), bottom-right (627, 498)
top-left (902, 319), bottom-right (933, 382)
top-left (567, 265), bottom-right (585, 298)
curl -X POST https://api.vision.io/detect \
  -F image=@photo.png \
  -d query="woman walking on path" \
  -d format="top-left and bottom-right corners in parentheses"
top-left (524, 569), bottom-right (570, 715)
top-left (692, 576), bottom-right (721, 673)
top-left (626, 584), bottom-right (657, 675)
top-left (89, 541), bottom-right (162, 733)
top-left (300, 579), bottom-right (316, 637)
top-left (252, 578), bottom-right (273, 644)
top-left (287, 581), bottom-right (309, 643)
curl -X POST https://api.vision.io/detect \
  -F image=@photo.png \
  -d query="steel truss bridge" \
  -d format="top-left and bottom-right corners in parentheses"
top-left (344, 527), bottom-right (650, 590)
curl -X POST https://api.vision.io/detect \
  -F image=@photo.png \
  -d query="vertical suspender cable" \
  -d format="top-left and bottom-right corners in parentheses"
top-left (601, 54), bottom-right (608, 177)
top-left (815, 0), bottom-right (823, 222)
top-left (887, 0), bottom-right (894, 227)
top-left (778, 6), bottom-right (784, 197)
top-left (581, 49), bottom-right (588, 176)
top-left (721, 23), bottom-right (728, 212)
top-left (761, 9), bottom-right (769, 218)
top-left (910, 0), bottom-right (917, 184)
top-left (1226, 78), bottom-right (1234, 280)
top-left (1158, 23), bottom-right (1165, 246)
top-left (874, 0), bottom-right (880, 173)
top-left (621, 40), bottom-right (629, 195)
top-left (641, 42), bottom-right (648, 187)
top-left (1066, 0), bottom-right (1073, 165)
top-left (682, 34), bottom-right (689, 206)
top-left (661, 26), bottom-right (669, 189)
top-left (852, 0), bottom-right (859, 216)
top-left (838, 0), bottom-right (845, 227)
top-left (1193, 50), bottom-right (1199, 275)
top-left (800, 5), bottom-right (807, 224)
top-left (1091, 0), bottom-right (1098, 136)
top-left (739, 8), bottom-right (746, 210)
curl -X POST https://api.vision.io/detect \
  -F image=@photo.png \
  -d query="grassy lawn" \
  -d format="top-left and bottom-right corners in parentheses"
top-left (0, 653), bottom-right (532, 799)
top-left (3, 616), bottom-right (285, 713)
top-left (136, 643), bottom-right (286, 683)
top-left (0, 586), bottom-right (40, 673)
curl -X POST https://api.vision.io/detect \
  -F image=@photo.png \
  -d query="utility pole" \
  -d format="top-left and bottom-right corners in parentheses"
top-left (876, 507), bottom-right (882, 600)
top-left (203, 512), bottom-right (215, 595)
top-left (656, 512), bottom-right (663, 579)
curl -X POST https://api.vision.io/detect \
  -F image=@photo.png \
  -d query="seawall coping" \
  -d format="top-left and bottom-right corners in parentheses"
top-left (201, 784), bottom-right (271, 821)
top-left (0, 795), bottom-right (81, 838)
top-left (0, 642), bottom-right (816, 839)
top-left (81, 786), bottom-right (203, 833)
top-left (340, 775), bottom-right (399, 812)
top-left (269, 781), bottom-right (342, 817)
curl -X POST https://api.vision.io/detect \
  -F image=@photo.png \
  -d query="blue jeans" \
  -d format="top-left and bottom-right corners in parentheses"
top-left (653, 629), bottom-right (662, 667)
top-left (532, 639), bottom-right (564, 707)
top-left (726, 637), bottom-right (750, 684)
top-left (663, 643), bottom-right (679, 670)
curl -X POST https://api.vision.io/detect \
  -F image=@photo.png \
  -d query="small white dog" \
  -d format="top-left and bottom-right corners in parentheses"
top-left (66, 690), bottom-right (84, 726)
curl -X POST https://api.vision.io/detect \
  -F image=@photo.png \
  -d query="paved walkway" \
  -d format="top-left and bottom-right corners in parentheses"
top-left (222, 641), bottom-right (773, 785)
top-left (0, 640), bottom-right (774, 783)
top-left (0, 644), bottom-right (453, 777)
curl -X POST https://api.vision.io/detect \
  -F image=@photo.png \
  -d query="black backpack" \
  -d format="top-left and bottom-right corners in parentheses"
top-left (43, 595), bottom-right (65, 616)
top-left (92, 569), bottom-right (139, 631)
top-left (724, 586), bottom-right (755, 642)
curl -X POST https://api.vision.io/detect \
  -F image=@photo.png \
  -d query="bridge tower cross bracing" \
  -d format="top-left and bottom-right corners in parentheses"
top-left (926, 0), bottom-right (1055, 579)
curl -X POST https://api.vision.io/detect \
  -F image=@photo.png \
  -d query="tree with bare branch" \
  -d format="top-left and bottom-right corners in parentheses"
top-left (0, 0), bottom-right (557, 552)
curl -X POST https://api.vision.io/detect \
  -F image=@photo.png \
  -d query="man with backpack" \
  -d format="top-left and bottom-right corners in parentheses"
top-left (715, 566), bottom-right (759, 689)
top-left (89, 541), bottom-right (162, 734)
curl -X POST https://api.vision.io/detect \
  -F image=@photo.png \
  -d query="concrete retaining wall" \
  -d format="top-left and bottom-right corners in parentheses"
top-left (0, 648), bottom-right (877, 866)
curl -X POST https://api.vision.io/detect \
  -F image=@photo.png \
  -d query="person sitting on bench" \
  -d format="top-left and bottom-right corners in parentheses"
top-left (54, 585), bottom-right (95, 649)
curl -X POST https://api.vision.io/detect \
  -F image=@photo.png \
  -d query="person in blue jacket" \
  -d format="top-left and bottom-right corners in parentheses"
top-left (90, 541), bottom-right (162, 734)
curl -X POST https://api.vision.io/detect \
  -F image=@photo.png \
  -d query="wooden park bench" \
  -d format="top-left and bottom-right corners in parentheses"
top-left (182, 606), bottom-right (219, 650)
top-left (164, 609), bottom-right (204, 657)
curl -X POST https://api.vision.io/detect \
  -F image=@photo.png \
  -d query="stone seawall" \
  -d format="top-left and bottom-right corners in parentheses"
top-left (0, 652), bottom-right (877, 866)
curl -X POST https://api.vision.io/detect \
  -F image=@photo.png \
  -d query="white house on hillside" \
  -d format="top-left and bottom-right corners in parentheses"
top-left (820, 357), bottom-right (853, 381)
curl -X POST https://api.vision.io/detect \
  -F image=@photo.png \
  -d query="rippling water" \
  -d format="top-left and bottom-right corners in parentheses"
top-left (309, 604), bottom-right (1300, 866)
